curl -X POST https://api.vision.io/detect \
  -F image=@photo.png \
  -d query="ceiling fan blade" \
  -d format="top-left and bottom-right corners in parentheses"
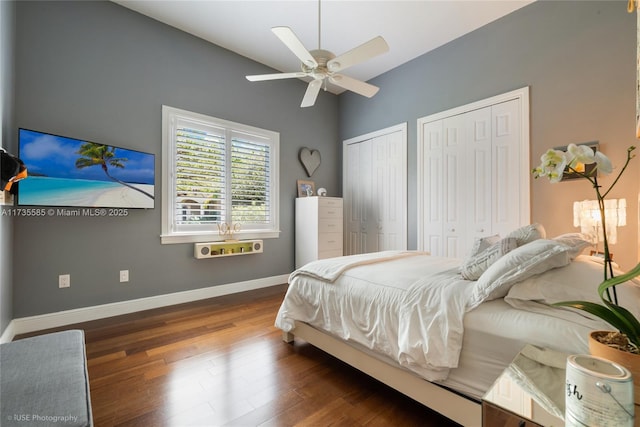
top-left (246, 72), bottom-right (308, 82)
top-left (301, 79), bottom-right (323, 108)
top-left (330, 74), bottom-right (379, 98)
top-left (272, 26), bottom-right (318, 69)
top-left (327, 36), bottom-right (389, 72)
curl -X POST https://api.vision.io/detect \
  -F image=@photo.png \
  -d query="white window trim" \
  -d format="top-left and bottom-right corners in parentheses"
top-left (161, 106), bottom-right (280, 244)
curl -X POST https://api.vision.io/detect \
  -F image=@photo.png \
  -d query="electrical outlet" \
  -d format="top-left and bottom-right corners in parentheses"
top-left (59, 274), bottom-right (70, 288)
top-left (119, 270), bottom-right (129, 283)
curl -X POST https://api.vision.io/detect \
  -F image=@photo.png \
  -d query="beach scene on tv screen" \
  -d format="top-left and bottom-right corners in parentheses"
top-left (18, 129), bottom-right (155, 208)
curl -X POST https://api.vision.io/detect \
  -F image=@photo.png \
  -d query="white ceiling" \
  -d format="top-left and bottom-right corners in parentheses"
top-left (113, 0), bottom-right (534, 94)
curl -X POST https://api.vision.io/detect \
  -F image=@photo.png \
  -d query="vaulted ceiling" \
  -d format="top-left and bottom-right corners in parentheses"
top-left (113, 1), bottom-right (534, 94)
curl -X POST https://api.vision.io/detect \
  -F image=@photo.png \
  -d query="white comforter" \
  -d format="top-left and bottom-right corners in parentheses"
top-left (275, 251), bottom-right (475, 381)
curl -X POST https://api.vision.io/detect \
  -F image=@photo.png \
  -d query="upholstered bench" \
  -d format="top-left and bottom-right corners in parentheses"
top-left (0, 330), bottom-right (93, 427)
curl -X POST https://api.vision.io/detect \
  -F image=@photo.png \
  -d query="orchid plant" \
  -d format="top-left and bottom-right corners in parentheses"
top-left (533, 144), bottom-right (640, 351)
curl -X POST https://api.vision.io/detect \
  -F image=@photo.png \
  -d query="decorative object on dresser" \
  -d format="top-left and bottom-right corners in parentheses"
top-left (295, 196), bottom-right (342, 268)
top-left (299, 147), bottom-right (321, 177)
top-left (296, 179), bottom-right (315, 197)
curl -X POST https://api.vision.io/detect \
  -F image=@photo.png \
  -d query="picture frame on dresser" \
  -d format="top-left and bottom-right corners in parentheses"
top-left (297, 179), bottom-right (315, 197)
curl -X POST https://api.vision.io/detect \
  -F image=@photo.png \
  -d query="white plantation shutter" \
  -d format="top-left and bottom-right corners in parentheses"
top-left (175, 122), bottom-right (226, 228)
top-left (231, 133), bottom-right (271, 226)
top-left (162, 106), bottom-right (279, 244)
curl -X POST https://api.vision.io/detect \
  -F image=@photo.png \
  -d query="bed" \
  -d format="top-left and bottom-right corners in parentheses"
top-left (275, 225), bottom-right (640, 426)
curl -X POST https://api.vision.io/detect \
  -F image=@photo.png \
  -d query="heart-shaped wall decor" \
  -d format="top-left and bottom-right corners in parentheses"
top-left (299, 147), bottom-right (321, 177)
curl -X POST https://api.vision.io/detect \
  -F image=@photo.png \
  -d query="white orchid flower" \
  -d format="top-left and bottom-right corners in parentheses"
top-left (532, 148), bottom-right (567, 183)
top-left (594, 151), bottom-right (613, 174)
top-left (566, 143), bottom-right (596, 166)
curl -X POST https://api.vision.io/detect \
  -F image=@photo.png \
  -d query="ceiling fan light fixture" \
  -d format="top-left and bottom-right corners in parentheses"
top-left (245, 1), bottom-right (389, 107)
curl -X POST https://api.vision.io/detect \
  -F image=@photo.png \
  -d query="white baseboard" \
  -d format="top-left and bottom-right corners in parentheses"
top-left (0, 321), bottom-right (16, 344)
top-left (0, 274), bottom-right (289, 343)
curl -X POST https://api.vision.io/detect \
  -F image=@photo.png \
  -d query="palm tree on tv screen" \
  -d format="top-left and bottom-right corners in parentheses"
top-left (75, 142), bottom-right (154, 200)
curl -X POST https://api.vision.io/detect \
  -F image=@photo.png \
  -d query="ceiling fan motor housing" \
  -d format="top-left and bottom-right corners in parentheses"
top-left (302, 49), bottom-right (336, 75)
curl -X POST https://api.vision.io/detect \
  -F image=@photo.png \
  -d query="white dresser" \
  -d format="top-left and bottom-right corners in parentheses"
top-left (295, 196), bottom-right (343, 269)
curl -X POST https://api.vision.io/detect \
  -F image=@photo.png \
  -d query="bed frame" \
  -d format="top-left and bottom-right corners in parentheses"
top-left (283, 321), bottom-right (482, 427)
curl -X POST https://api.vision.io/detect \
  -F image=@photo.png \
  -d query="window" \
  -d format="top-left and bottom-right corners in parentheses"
top-left (161, 106), bottom-right (279, 244)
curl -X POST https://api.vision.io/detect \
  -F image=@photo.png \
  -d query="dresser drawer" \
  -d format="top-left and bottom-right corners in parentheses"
top-left (319, 205), bottom-right (342, 219)
top-left (318, 218), bottom-right (343, 233)
top-left (318, 198), bottom-right (342, 208)
top-left (319, 233), bottom-right (342, 250)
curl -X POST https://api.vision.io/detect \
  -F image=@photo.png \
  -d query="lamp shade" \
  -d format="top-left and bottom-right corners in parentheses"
top-left (573, 199), bottom-right (627, 244)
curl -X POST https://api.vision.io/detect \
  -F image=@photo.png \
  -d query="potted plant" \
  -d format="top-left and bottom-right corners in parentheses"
top-left (533, 144), bottom-right (640, 405)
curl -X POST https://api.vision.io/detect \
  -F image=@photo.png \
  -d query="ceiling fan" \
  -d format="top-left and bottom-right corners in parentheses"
top-left (246, 1), bottom-right (389, 108)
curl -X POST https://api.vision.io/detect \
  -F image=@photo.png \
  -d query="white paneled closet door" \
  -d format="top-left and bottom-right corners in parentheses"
top-left (442, 113), bottom-right (468, 258)
top-left (422, 107), bottom-right (492, 258)
top-left (345, 140), bottom-right (371, 254)
top-left (492, 99), bottom-right (522, 237)
top-left (466, 106), bottom-right (493, 251)
top-left (417, 88), bottom-right (530, 258)
top-left (343, 124), bottom-right (407, 256)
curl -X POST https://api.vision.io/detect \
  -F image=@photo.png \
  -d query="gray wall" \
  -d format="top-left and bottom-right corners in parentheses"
top-left (1, 0), bottom-right (16, 335)
top-left (11, 1), bottom-right (339, 318)
top-left (339, 0), bottom-right (640, 271)
top-left (8, 0), bottom-right (640, 323)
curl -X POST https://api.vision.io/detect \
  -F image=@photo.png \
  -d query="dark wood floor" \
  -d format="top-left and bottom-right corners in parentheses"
top-left (15, 285), bottom-right (461, 426)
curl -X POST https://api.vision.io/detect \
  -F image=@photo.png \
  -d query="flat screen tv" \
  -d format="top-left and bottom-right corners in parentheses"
top-left (18, 128), bottom-right (155, 209)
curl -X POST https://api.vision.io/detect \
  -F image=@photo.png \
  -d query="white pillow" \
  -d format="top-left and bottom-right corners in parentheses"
top-left (506, 223), bottom-right (546, 247)
top-left (467, 234), bottom-right (501, 258)
top-left (460, 237), bottom-right (517, 280)
top-left (469, 239), bottom-right (572, 308)
top-left (552, 233), bottom-right (592, 259)
top-left (505, 255), bottom-right (640, 322)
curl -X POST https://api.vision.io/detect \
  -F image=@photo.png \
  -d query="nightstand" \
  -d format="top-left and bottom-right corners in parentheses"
top-left (482, 345), bottom-right (566, 427)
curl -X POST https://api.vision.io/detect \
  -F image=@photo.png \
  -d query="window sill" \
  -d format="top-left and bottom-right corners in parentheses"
top-left (161, 230), bottom-right (280, 245)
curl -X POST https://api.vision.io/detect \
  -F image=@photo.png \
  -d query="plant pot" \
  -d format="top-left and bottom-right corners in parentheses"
top-left (589, 330), bottom-right (640, 409)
